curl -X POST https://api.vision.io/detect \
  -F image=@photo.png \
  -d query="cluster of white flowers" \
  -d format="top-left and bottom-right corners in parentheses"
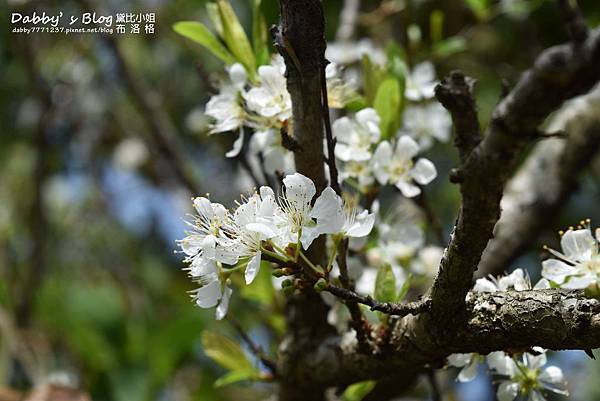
top-left (449, 349), bottom-right (568, 401)
top-left (541, 221), bottom-right (600, 290)
top-left (400, 62), bottom-right (451, 150)
top-left (178, 173), bottom-right (374, 319)
top-left (332, 109), bottom-right (437, 196)
top-left (204, 56), bottom-right (354, 175)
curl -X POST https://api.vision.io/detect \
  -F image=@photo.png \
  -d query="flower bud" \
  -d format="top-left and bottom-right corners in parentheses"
top-left (313, 278), bottom-right (327, 292)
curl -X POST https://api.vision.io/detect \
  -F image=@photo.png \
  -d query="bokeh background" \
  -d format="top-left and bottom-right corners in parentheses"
top-left (1, 0), bottom-right (600, 400)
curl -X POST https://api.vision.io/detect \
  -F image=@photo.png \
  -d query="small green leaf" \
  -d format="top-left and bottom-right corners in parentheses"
top-left (173, 21), bottom-right (236, 64)
top-left (433, 36), bottom-right (468, 58)
top-left (397, 273), bottom-right (412, 302)
top-left (465, 0), bottom-right (491, 20)
top-left (217, 0), bottom-right (257, 77)
top-left (374, 264), bottom-right (396, 303)
top-left (373, 77), bottom-right (402, 140)
top-left (214, 369), bottom-right (259, 387)
top-left (201, 331), bottom-right (254, 372)
top-left (252, 0), bottom-right (270, 66)
top-left (343, 380), bottom-right (376, 401)
top-left (206, 3), bottom-right (224, 36)
top-left (361, 55), bottom-right (387, 105)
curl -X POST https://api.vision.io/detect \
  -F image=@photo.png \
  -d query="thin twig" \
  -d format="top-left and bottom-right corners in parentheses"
top-left (320, 61), bottom-right (341, 195)
top-left (227, 316), bottom-right (278, 375)
top-left (325, 284), bottom-right (431, 317)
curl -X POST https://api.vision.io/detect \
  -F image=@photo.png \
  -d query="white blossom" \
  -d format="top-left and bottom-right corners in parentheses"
top-left (333, 108), bottom-right (380, 162)
top-left (311, 187), bottom-right (375, 238)
top-left (404, 62), bottom-right (437, 101)
top-left (399, 103), bottom-right (451, 149)
top-left (205, 63), bottom-right (247, 135)
top-left (278, 173), bottom-right (320, 249)
top-left (448, 353), bottom-right (482, 382)
top-left (244, 56), bottom-right (292, 125)
top-left (541, 224), bottom-right (600, 289)
top-left (372, 136), bottom-right (437, 197)
top-left (488, 349), bottom-right (568, 401)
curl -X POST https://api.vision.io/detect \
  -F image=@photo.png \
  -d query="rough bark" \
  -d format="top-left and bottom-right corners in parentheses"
top-left (273, 2), bottom-right (335, 400)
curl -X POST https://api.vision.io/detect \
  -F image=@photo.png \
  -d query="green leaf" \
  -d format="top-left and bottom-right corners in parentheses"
top-left (252, 0), bottom-right (270, 66)
top-left (373, 77), bottom-right (402, 140)
top-left (396, 273), bottom-right (412, 302)
top-left (374, 264), bottom-right (396, 303)
top-left (201, 331), bottom-right (254, 372)
top-left (214, 369), bottom-right (259, 387)
top-left (206, 3), bottom-right (224, 36)
top-left (465, 0), bottom-right (491, 20)
top-left (361, 55), bottom-right (387, 105)
top-left (173, 21), bottom-right (236, 64)
top-left (433, 36), bottom-right (468, 58)
top-left (343, 380), bottom-right (376, 401)
top-left (240, 261), bottom-right (275, 306)
top-left (217, 0), bottom-right (257, 77)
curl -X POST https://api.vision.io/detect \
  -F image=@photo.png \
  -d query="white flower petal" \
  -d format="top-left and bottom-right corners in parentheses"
top-left (448, 353), bottom-right (472, 367)
top-left (458, 358), bottom-right (479, 382)
top-left (311, 187), bottom-right (345, 234)
top-left (346, 212), bottom-right (375, 238)
top-left (410, 158), bottom-right (437, 185)
top-left (497, 381), bottom-right (520, 401)
top-left (560, 229), bottom-right (595, 262)
top-left (372, 141), bottom-right (392, 184)
top-left (245, 251), bottom-right (262, 284)
top-left (215, 286), bottom-right (233, 320)
top-left (225, 130), bottom-right (244, 158)
top-left (542, 258), bottom-right (577, 283)
top-left (539, 366), bottom-right (565, 385)
top-left (195, 280), bottom-right (222, 308)
top-left (396, 136), bottom-right (420, 160)
top-left (396, 180), bottom-right (421, 198)
top-left (473, 278), bottom-right (498, 293)
top-left (283, 173), bottom-right (316, 208)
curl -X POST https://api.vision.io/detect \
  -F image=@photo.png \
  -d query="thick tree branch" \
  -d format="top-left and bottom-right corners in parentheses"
top-left (478, 89), bottom-right (600, 277)
top-left (273, 2), bottom-right (336, 400)
top-left (434, 71), bottom-right (481, 163)
top-left (284, 290), bottom-right (600, 387)
top-left (427, 27), bottom-right (600, 333)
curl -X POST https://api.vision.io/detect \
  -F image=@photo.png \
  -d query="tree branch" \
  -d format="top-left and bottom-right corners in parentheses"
top-left (427, 27), bottom-right (600, 333)
top-left (478, 89), bottom-right (600, 277)
top-left (434, 71), bottom-right (481, 163)
top-left (325, 285), bottom-right (430, 317)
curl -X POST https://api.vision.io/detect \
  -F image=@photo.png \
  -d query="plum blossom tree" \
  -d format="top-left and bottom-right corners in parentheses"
top-left (174, 0), bottom-right (600, 400)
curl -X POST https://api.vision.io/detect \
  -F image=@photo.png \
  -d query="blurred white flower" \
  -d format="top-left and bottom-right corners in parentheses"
top-left (244, 56), bottom-right (291, 125)
top-left (399, 103), bottom-right (451, 149)
top-left (311, 187), bottom-right (375, 238)
top-left (404, 62), bottom-right (438, 101)
top-left (113, 138), bottom-right (149, 170)
top-left (205, 63), bottom-right (247, 135)
top-left (333, 108), bottom-right (381, 162)
top-left (325, 38), bottom-right (386, 66)
top-left (372, 136), bottom-right (437, 197)
top-left (448, 353), bottom-right (482, 382)
top-left (488, 349), bottom-right (568, 401)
